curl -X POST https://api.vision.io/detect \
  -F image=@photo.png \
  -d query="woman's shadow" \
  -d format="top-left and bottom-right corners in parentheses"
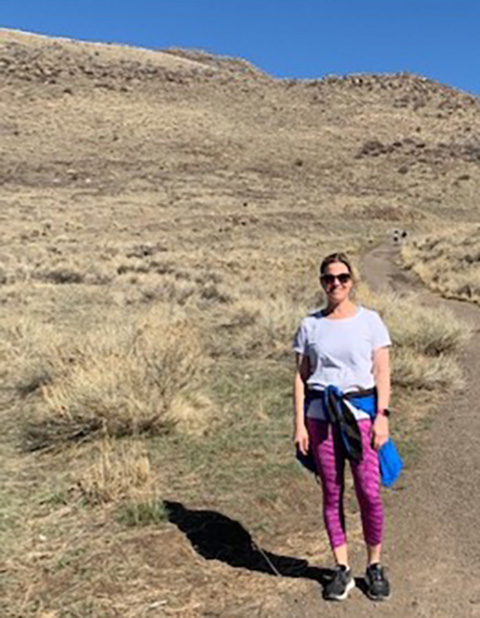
top-left (163, 501), bottom-right (335, 588)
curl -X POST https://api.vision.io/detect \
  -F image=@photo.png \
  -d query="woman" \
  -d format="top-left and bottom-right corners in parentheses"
top-left (293, 252), bottom-right (392, 602)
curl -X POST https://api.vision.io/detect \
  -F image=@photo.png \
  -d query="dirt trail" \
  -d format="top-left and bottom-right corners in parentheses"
top-left (269, 242), bottom-right (480, 618)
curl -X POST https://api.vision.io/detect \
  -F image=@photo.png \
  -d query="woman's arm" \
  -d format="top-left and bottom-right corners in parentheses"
top-left (293, 353), bottom-right (310, 455)
top-left (372, 346), bottom-right (391, 450)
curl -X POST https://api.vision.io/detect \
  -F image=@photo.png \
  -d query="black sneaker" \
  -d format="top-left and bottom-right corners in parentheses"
top-left (323, 565), bottom-right (355, 601)
top-left (365, 563), bottom-right (391, 601)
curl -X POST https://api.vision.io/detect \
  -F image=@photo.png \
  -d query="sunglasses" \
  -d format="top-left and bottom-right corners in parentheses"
top-left (321, 273), bottom-right (352, 286)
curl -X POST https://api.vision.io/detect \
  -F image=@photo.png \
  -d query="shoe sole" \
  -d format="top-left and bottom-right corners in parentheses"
top-left (324, 577), bottom-right (355, 601)
top-left (366, 589), bottom-right (392, 602)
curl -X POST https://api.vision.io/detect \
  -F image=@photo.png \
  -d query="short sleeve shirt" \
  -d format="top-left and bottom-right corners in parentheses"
top-left (293, 306), bottom-right (391, 420)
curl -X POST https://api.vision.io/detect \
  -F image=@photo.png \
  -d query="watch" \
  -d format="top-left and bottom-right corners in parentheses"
top-left (377, 408), bottom-right (391, 417)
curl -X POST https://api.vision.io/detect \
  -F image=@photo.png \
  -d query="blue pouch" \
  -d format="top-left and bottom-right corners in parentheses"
top-left (378, 438), bottom-right (403, 487)
top-left (355, 394), bottom-right (404, 487)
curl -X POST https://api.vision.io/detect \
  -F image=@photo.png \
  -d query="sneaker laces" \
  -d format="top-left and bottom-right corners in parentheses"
top-left (368, 564), bottom-right (384, 581)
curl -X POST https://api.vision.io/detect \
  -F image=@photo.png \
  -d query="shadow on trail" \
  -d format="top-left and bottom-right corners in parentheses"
top-left (163, 500), bottom-right (332, 585)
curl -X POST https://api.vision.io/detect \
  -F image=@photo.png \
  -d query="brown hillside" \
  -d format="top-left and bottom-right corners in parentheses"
top-left (1, 27), bottom-right (479, 226)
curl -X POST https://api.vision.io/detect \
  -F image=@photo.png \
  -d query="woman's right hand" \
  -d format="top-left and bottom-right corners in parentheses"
top-left (294, 424), bottom-right (309, 455)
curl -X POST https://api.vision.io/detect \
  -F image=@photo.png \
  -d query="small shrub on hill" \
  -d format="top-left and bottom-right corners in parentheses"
top-left (8, 306), bottom-right (212, 449)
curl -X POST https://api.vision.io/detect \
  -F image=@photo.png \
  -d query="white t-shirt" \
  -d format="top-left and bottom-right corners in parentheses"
top-left (293, 306), bottom-right (391, 420)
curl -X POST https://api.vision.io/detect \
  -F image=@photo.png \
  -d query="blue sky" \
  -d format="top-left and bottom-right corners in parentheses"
top-left (2, 1), bottom-right (479, 94)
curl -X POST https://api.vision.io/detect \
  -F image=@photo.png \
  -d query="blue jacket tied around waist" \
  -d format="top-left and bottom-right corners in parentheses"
top-left (296, 385), bottom-right (403, 487)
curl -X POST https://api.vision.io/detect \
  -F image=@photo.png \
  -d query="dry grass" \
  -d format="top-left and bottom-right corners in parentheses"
top-left (78, 437), bottom-right (167, 526)
top-left (215, 294), bottom-right (312, 358)
top-left (358, 285), bottom-right (470, 390)
top-left (79, 438), bottom-right (155, 504)
top-left (401, 225), bottom-right (480, 304)
top-left (3, 305), bottom-right (212, 450)
top-left (392, 348), bottom-right (464, 390)
top-left (359, 284), bottom-right (471, 354)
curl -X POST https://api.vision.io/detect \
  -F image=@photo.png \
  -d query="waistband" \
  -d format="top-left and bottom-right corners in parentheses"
top-left (306, 387), bottom-right (376, 401)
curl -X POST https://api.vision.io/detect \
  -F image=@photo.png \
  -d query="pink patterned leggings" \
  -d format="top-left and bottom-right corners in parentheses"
top-left (306, 418), bottom-right (384, 549)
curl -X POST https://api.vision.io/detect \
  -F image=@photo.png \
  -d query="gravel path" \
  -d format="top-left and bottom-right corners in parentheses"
top-left (269, 242), bottom-right (480, 618)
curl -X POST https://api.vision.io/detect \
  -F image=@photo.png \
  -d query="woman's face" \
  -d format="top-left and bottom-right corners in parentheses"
top-left (320, 261), bottom-right (353, 304)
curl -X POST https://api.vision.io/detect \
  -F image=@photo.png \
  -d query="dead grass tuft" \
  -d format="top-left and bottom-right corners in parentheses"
top-left (79, 438), bottom-right (154, 504)
top-left (401, 226), bottom-right (480, 304)
top-left (79, 437), bottom-right (167, 526)
top-left (6, 306), bottom-right (213, 450)
top-left (393, 349), bottom-right (464, 390)
top-left (359, 285), bottom-right (470, 355)
top-left (358, 285), bottom-right (470, 390)
top-left (218, 294), bottom-right (311, 358)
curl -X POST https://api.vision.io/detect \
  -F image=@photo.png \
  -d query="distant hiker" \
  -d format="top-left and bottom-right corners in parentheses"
top-left (393, 229), bottom-right (407, 243)
top-left (293, 252), bottom-right (392, 602)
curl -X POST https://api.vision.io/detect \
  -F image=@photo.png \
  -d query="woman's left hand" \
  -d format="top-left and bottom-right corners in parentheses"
top-left (372, 414), bottom-right (389, 451)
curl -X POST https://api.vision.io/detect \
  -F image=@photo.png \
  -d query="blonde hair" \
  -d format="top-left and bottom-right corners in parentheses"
top-left (320, 252), bottom-right (353, 276)
top-left (320, 252), bottom-right (359, 293)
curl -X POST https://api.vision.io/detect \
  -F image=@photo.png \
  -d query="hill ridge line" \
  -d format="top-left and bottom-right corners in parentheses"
top-left (1, 27), bottom-right (479, 97)
top-left (0, 27), bottom-right (221, 73)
